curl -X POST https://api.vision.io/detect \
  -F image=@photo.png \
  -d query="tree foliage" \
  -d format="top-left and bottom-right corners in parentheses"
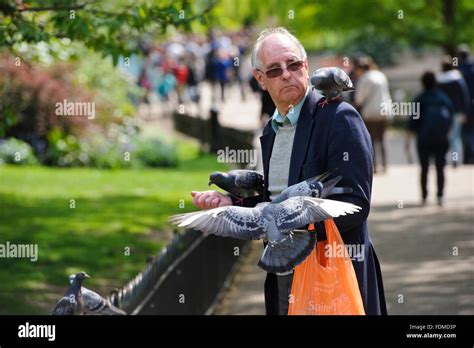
top-left (0, 0), bottom-right (215, 64)
top-left (209, 0), bottom-right (474, 55)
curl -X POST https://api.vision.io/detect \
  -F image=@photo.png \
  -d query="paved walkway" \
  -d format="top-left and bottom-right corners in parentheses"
top-left (214, 164), bottom-right (474, 315)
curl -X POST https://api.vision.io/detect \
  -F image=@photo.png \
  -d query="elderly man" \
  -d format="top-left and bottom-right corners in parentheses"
top-left (191, 28), bottom-right (387, 315)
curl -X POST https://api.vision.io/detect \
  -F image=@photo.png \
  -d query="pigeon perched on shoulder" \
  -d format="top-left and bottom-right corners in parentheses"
top-left (52, 272), bottom-right (89, 315)
top-left (170, 196), bottom-right (360, 273)
top-left (271, 172), bottom-right (352, 204)
top-left (209, 170), bottom-right (264, 198)
top-left (68, 275), bottom-right (127, 315)
top-left (311, 67), bottom-right (355, 107)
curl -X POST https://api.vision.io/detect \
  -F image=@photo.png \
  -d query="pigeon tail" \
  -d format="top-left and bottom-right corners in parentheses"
top-left (320, 176), bottom-right (342, 198)
top-left (101, 301), bottom-right (127, 315)
top-left (328, 187), bottom-right (353, 195)
top-left (258, 231), bottom-right (316, 273)
top-left (312, 170), bottom-right (333, 183)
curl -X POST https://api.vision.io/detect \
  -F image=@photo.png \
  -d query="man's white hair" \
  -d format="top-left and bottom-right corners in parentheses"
top-left (251, 27), bottom-right (307, 70)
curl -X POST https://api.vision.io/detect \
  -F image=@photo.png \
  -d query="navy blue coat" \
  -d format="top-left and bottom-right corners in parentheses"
top-left (234, 90), bottom-right (387, 315)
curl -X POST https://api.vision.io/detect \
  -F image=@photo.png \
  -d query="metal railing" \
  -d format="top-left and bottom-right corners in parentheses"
top-left (110, 229), bottom-right (248, 315)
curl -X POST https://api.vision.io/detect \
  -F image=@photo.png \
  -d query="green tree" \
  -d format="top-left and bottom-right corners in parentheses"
top-left (209, 0), bottom-right (473, 55)
top-left (0, 0), bottom-right (215, 64)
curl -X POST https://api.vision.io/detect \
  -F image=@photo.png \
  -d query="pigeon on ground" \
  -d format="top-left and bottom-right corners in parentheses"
top-left (68, 275), bottom-right (127, 315)
top-left (209, 170), bottom-right (264, 198)
top-left (311, 67), bottom-right (355, 107)
top-left (52, 272), bottom-right (89, 315)
top-left (170, 196), bottom-right (361, 273)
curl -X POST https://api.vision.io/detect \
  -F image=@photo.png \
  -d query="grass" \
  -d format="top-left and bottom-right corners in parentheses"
top-left (0, 145), bottom-right (229, 314)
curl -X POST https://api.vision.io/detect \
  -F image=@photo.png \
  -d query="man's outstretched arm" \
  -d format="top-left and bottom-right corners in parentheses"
top-left (191, 190), bottom-right (264, 210)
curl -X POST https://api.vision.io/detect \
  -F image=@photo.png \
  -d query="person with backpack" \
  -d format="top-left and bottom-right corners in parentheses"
top-left (437, 57), bottom-right (471, 166)
top-left (406, 72), bottom-right (454, 206)
top-left (457, 45), bottom-right (474, 164)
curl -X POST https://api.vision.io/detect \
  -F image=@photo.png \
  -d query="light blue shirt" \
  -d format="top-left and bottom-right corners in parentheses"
top-left (271, 87), bottom-right (310, 133)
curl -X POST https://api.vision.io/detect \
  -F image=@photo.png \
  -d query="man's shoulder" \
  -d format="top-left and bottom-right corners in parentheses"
top-left (317, 98), bottom-right (361, 120)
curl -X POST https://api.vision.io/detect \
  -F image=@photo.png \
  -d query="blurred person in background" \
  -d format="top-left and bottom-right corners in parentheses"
top-left (172, 57), bottom-right (189, 104)
top-left (456, 45), bottom-right (474, 164)
top-left (212, 48), bottom-right (233, 103)
top-left (185, 53), bottom-right (201, 108)
top-left (437, 57), bottom-right (471, 167)
top-left (249, 75), bottom-right (276, 125)
top-left (406, 72), bottom-right (454, 206)
top-left (138, 63), bottom-right (151, 105)
top-left (230, 32), bottom-right (249, 101)
top-left (354, 56), bottom-right (392, 174)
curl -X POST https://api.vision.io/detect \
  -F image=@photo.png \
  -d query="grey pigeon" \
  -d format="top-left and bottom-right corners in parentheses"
top-left (52, 272), bottom-right (89, 315)
top-left (68, 275), bottom-right (127, 315)
top-left (311, 67), bottom-right (355, 100)
top-left (209, 169), bottom-right (351, 201)
top-left (271, 172), bottom-right (352, 204)
top-left (170, 197), bottom-right (361, 273)
top-left (209, 170), bottom-right (264, 198)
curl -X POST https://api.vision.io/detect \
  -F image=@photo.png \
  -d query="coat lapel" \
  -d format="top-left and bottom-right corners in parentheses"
top-left (287, 92), bottom-right (320, 186)
top-left (259, 123), bottom-right (275, 200)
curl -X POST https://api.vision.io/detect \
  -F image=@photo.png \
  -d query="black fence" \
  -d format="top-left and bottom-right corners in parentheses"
top-left (173, 110), bottom-right (255, 155)
top-left (107, 109), bottom-right (254, 315)
top-left (111, 229), bottom-right (249, 315)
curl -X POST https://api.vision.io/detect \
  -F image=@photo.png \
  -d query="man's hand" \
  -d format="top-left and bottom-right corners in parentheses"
top-left (191, 190), bottom-right (232, 210)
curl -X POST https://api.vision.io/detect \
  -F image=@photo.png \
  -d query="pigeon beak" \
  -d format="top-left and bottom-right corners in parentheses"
top-left (208, 181), bottom-right (213, 186)
top-left (85, 273), bottom-right (91, 278)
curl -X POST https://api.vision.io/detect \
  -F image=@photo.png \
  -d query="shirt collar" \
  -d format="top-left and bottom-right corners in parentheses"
top-left (271, 87), bottom-right (310, 133)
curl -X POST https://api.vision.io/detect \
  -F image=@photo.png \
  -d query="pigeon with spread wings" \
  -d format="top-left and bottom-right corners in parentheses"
top-left (170, 196), bottom-right (361, 273)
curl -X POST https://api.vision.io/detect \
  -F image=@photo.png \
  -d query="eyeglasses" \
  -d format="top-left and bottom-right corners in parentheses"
top-left (258, 60), bottom-right (305, 78)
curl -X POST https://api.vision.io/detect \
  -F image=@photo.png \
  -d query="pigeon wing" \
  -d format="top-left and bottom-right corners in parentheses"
top-left (170, 206), bottom-right (265, 240)
top-left (233, 170), bottom-right (264, 192)
top-left (52, 296), bottom-right (77, 315)
top-left (274, 196), bottom-right (361, 230)
top-left (332, 68), bottom-right (354, 90)
top-left (82, 288), bottom-right (106, 313)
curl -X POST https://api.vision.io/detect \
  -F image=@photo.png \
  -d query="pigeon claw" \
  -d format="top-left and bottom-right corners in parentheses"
top-left (318, 97), bottom-right (330, 108)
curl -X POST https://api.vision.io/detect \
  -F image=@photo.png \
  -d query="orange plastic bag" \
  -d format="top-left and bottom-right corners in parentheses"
top-left (288, 219), bottom-right (365, 315)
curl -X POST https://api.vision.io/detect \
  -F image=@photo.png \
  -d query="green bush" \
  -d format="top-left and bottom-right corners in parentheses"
top-left (133, 137), bottom-right (178, 168)
top-left (87, 133), bottom-right (134, 170)
top-left (85, 119), bottom-right (178, 169)
top-left (44, 128), bottom-right (90, 167)
top-left (0, 138), bottom-right (39, 165)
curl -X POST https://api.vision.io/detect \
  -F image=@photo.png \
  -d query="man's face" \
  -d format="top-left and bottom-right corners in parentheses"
top-left (253, 34), bottom-right (309, 111)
